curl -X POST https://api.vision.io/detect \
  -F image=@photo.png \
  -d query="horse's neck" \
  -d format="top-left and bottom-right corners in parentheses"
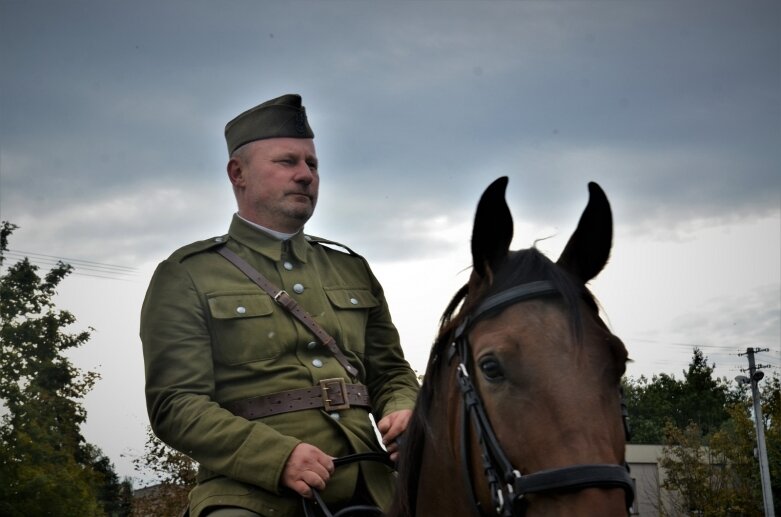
top-left (414, 368), bottom-right (483, 516)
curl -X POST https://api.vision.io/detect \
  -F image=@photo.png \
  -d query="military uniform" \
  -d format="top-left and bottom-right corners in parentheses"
top-left (141, 215), bottom-right (420, 516)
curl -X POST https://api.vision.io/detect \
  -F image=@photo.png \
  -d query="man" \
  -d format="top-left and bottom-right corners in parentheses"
top-left (141, 94), bottom-right (420, 517)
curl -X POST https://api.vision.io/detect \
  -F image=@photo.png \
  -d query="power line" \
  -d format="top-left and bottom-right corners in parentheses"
top-left (7, 249), bottom-right (137, 273)
top-left (3, 249), bottom-right (140, 282)
top-left (627, 337), bottom-right (779, 355)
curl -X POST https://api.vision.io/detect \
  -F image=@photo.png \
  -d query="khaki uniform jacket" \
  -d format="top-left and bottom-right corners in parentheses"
top-left (141, 216), bottom-right (419, 517)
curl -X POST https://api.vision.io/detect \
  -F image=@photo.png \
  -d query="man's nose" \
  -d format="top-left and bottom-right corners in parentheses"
top-left (292, 163), bottom-right (315, 183)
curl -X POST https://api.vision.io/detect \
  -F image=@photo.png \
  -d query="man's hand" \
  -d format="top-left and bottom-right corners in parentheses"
top-left (281, 443), bottom-right (335, 498)
top-left (376, 409), bottom-right (413, 462)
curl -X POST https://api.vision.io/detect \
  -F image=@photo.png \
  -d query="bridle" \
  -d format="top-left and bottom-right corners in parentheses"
top-left (449, 280), bottom-right (635, 516)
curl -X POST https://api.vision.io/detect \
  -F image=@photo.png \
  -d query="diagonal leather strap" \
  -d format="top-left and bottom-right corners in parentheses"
top-left (217, 246), bottom-right (359, 377)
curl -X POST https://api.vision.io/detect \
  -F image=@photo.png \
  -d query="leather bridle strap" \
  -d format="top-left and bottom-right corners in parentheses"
top-left (455, 338), bottom-right (635, 515)
top-left (452, 280), bottom-right (635, 516)
top-left (457, 356), bottom-right (517, 516)
top-left (471, 281), bottom-right (561, 321)
top-left (513, 464), bottom-right (636, 499)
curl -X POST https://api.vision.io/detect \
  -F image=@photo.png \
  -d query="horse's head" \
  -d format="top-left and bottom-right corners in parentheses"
top-left (461, 177), bottom-right (632, 515)
top-left (394, 177), bottom-right (633, 517)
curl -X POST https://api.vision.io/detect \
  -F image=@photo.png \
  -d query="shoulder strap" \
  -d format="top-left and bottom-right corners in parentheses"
top-left (216, 246), bottom-right (359, 378)
top-left (305, 235), bottom-right (358, 256)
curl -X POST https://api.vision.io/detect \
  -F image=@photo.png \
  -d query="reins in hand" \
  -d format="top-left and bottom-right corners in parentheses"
top-left (302, 452), bottom-right (394, 517)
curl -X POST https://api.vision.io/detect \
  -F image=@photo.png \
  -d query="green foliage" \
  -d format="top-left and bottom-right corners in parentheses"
top-left (130, 426), bottom-right (197, 517)
top-left (658, 403), bottom-right (770, 516)
top-left (0, 221), bottom-right (129, 517)
top-left (627, 346), bottom-right (780, 515)
top-left (660, 405), bottom-right (764, 517)
top-left (624, 348), bottom-right (734, 444)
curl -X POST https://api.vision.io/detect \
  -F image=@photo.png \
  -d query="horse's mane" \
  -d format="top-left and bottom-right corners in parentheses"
top-left (390, 247), bottom-right (596, 517)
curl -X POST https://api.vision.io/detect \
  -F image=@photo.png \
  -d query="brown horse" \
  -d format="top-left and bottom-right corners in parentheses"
top-left (390, 177), bottom-right (634, 517)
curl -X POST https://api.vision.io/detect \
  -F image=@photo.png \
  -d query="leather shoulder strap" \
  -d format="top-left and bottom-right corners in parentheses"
top-left (216, 246), bottom-right (359, 377)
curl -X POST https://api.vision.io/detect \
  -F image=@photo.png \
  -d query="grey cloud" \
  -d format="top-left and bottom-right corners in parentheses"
top-left (670, 284), bottom-right (781, 348)
top-left (1, 0), bottom-right (778, 265)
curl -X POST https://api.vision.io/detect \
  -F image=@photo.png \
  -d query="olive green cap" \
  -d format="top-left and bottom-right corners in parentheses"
top-left (224, 94), bottom-right (314, 155)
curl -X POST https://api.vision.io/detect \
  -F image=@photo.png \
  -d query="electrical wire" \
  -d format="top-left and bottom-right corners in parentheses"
top-left (3, 249), bottom-right (140, 282)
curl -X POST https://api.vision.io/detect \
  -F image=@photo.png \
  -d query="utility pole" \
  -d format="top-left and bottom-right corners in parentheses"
top-left (737, 347), bottom-right (775, 517)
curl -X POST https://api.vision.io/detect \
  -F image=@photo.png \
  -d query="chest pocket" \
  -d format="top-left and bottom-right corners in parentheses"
top-left (324, 288), bottom-right (379, 356)
top-left (207, 292), bottom-right (292, 364)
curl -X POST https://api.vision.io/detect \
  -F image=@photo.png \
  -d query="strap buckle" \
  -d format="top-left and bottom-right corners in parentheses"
top-left (273, 290), bottom-right (289, 304)
top-left (320, 378), bottom-right (350, 412)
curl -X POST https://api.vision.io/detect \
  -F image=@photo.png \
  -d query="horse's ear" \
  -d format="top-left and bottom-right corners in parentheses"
top-left (556, 182), bottom-right (613, 283)
top-left (472, 176), bottom-right (513, 278)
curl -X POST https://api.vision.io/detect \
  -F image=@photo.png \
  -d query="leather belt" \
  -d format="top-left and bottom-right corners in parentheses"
top-left (224, 378), bottom-right (371, 420)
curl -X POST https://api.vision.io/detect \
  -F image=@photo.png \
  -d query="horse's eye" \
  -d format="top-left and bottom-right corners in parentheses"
top-left (478, 356), bottom-right (504, 381)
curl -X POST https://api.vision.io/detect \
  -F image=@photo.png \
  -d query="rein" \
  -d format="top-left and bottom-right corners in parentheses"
top-left (302, 452), bottom-right (394, 517)
top-left (449, 280), bottom-right (635, 516)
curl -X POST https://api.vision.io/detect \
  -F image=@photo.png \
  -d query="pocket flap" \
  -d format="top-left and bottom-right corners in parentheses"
top-left (325, 288), bottom-right (380, 309)
top-left (208, 293), bottom-right (273, 319)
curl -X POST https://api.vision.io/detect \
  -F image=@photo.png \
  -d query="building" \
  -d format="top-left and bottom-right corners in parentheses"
top-left (627, 444), bottom-right (692, 516)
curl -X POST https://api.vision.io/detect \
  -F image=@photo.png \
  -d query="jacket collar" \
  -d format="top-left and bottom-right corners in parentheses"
top-left (228, 214), bottom-right (310, 263)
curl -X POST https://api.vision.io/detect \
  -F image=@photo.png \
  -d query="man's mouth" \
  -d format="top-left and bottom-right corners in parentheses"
top-left (287, 192), bottom-right (312, 201)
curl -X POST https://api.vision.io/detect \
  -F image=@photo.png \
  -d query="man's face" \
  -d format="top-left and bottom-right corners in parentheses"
top-left (229, 138), bottom-right (319, 233)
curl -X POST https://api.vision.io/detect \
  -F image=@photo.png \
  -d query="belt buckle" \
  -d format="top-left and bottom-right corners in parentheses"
top-left (320, 378), bottom-right (350, 412)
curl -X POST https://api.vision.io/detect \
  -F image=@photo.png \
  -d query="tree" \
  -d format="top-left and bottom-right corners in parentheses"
top-left (0, 221), bottom-right (128, 516)
top-left (659, 409), bottom-right (764, 516)
top-left (658, 385), bottom-right (781, 517)
top-left (83, 443), bottom-right (135, 517)
top-left (624, 372), bottom-right (684, 444)
top-left (130, 426), bottom-right (197, 517)
top-left (625, 349), bottom-right (780, 514)
top-left (624, 348), bottom-right (734, 444)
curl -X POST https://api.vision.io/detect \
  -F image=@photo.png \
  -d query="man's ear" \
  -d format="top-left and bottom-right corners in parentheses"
top-left (227, 158), bottom-right (245, 188)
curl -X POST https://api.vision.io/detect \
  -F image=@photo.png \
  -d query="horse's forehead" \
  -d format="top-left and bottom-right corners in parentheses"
top-left (470, 300), bottom-right (570, 343)
top-left (468, 300), bottom-right (620, 367)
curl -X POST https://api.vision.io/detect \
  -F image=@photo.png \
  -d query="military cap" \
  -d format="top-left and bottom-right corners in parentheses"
top-left (225, 94), bottom-right (314, 155)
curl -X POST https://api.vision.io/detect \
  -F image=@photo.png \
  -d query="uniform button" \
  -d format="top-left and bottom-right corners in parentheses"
top-left (329, 412), bottom-right (341, 421)
top-left (304, 235), bottom-right (312, 241)
top-left (293, 283), bottom-right (305, 294)
top-left (350, 298), bottom-right (359, 305)
top-left (236, 306), bottom-right (246, 314)
top-left (214, 237), bottom-right (223, 243)
top-left (312, 358), bottom-right (324, 368)
top-left (307, 341), bottom-right (318, 350)
top-left (283, 261), bottom-right (294, 271)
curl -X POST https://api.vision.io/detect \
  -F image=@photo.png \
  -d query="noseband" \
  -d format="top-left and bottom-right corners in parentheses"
top-left (449, 280), bottom-right (635, 516)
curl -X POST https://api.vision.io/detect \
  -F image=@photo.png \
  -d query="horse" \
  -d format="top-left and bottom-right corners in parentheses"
top-left (388, 177), bottom-right (634, 517)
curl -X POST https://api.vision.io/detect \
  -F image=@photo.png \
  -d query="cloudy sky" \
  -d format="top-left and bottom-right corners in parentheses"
top-left (1, 0), bottom-right (779, 485)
